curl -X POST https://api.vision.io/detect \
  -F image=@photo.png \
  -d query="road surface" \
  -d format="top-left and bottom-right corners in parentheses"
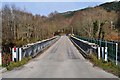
top-left (2, 35), bottom-right (117, 78)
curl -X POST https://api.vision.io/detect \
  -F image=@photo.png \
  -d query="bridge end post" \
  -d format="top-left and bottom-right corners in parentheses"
top-left (98, 47), bottom-right (101, 60)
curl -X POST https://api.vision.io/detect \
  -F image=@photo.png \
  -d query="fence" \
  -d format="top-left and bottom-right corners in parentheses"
top-left (71, 35), bottom-right (119, 65)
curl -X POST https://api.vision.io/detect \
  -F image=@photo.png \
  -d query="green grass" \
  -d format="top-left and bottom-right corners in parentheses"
top-left (6, 57), bottom-right (31, 71)
top-left (88, 54), bottom-right (120, 77)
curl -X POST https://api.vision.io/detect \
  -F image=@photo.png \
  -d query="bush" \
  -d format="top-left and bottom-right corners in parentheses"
top-left (15, 39), bottom-right (27, 47)
top-left (2, 53), bottom-right (12, 67)
top-left (6, 57), bottom-right (31, 70)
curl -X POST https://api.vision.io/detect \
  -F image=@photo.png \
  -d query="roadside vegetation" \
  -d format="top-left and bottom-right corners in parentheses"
top-left (88, 53), bottom-right (120, 77)
top-left (6, 57), bottom-right (31, 71)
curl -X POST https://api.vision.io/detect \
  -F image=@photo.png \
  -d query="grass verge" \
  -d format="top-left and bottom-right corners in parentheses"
top-left (88, 54), bottom-right (120, 77)
top-left (6, 57), bottom-right (31, 71)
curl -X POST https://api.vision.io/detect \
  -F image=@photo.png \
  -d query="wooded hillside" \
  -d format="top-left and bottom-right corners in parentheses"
top-left (61, 1), bottom-right (119, 40)
top-left (1, 1), bottom-right (120, 49)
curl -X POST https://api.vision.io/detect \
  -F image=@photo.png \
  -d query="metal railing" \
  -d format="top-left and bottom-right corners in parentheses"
top-left (70, 36), bottom-right (97, 57)
top-left (22, 36), bottom-right (60, 58)
top-left (71, 35), bottom-right (119, 65)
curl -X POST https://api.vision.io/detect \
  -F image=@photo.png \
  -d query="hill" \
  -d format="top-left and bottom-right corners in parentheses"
top-left (57, 1), bottom-right (120, 41)
top-left (99, 1), bottom-right (120, 12)
top-left (2, 1), bottom-right (120, 48)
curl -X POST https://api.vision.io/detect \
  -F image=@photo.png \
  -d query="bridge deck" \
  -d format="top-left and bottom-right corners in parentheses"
top-left (2, 35), bottom-right (117, 78)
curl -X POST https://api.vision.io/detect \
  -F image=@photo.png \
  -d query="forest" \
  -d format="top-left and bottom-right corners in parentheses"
top-left (1, 1), bottom-right (120, 52)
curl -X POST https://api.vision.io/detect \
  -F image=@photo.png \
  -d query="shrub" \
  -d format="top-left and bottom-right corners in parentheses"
top-left (2, 53), bottom-right (12, 67)
top-left (6, 57), bottom-right (31, 70)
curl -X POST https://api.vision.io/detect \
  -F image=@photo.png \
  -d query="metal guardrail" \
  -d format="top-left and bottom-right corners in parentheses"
top-left (75, 35), bottom-right (119, 62)
top-left (22, 36), bottom-right (60, 58)
top-left (71, 35), bottom-right (119, 65)
top-left (70, 36), bottom-right (97, 57)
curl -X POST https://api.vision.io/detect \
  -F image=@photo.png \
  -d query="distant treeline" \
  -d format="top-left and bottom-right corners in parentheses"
top-left (1, 1), bottom-right (120, 52)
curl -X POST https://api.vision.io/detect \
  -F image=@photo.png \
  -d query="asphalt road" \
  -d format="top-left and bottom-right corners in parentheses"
top-left (2, 35), bottom-right (118, 78)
